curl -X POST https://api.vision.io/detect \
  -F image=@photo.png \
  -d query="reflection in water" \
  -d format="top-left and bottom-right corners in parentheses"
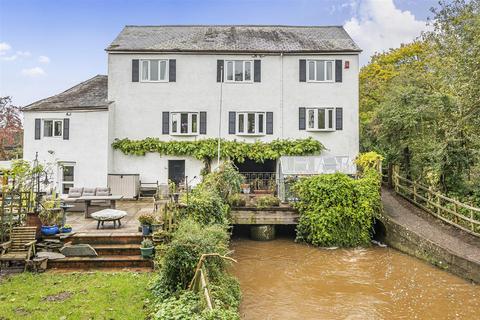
top-left (230, 238), bottom-right (480, 320)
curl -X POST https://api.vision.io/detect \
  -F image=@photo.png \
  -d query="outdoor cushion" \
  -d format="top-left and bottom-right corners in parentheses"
top-left (82, 188), bottom-right (96, 197)
top-left (68, 187), bottom-right (83, 198)
top-left (91, 209), bottom-right (127, 221)
top-left (95, 187), bottom-right (110, 196)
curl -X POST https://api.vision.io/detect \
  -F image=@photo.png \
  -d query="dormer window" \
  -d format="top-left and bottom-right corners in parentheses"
top-left (140, 59), bottom-right (168, 82)
top-left (225, 60), bottom-right (253, 82)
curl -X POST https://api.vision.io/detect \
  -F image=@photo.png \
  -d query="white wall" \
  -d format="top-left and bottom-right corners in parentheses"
top-left (23, 110), bottom-right (110, 192)
top-left (108, 52), bottom-right (359, 181)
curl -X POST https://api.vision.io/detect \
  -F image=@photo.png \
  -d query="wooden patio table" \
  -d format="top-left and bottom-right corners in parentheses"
top-left (75, 195), bottom-right (123, 218)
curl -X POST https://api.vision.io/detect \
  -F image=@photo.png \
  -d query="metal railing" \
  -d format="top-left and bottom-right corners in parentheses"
top-left (392, 169), bottom-right (480, 237)
top-left (241, 172), bottom-right (277, 192)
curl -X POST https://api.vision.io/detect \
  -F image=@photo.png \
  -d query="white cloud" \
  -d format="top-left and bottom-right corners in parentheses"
top-left (38, 55), bottom-right (50, 64)
top-left (21, 67), bottom-right (46, 77)
top-left (344, 0), bottom-right (428, 65)
top-left (2, 55), bottom-right (17, 61)
top-left (16, 51), bottom-right (31, 57)
top-left (0, 42), bottom-right (11, 55)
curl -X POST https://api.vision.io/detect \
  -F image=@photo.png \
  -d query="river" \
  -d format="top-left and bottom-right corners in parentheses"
top-left (230, 237), bottom-right (480, 320)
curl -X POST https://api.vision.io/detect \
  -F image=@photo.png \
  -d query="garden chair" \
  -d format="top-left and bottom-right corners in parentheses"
top-left (0, 226), bottom-right (37, 272)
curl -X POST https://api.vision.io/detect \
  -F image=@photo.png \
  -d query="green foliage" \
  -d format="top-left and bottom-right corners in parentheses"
top-left (138, 212), bottom-right (155, 225)
top-left (228, 194), bottom-right (246, 207)
top-left (293, 170), bottom-right (381, 247)
top-left (180, 188), bottom-right (229, 225)
top-left (200, 161), bottom-right (244, 201)
top-left (141, 238), bottom-right (154, 248)
top-left (359, 0), bottom-right (480, 197)
top-left (151, 219), bottom-right (240, 318)
top-left (152, 219), bottom-right (230, 297)
top-left (355, 151), bottom-right (384, 172)
top-left (255, 195), bottom-right (280, 208)
top-left (112, 137), bottom-right (324, 163)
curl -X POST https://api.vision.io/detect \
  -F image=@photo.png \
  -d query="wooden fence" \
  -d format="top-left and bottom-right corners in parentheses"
top-left (189, 253), bottom-right (237, 311)
top-left (391, 169), bottom-right (480, 237)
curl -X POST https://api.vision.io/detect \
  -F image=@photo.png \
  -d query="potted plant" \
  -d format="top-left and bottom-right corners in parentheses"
top-left (241, 183), bottom-right (250, 194)
top-left (150, 215), bottom-right (164, 233)
top-left (60, 224), bottom-right (72, 233)
top-left (140, 238), bottom-right (154, 259)
top-left (138, 213), bottom-right (155, 236)
top-left (39, 197), bottom-right (60, 236)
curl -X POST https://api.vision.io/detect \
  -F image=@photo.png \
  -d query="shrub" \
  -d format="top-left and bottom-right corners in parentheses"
top-left (152, 219), bottom-right (230, 297)
top-left (138, 213), bottom-right (155, 225)
top-left (181, 188), bottom-right (229, 225)
top-left (200, 161), bottom-right (244, 202)
top-left (293, 170), bottom-right (381, 247)
top-left (228, 194), bottom-right (246, 207)
top-left (256, 195), bottom-right (280, 208)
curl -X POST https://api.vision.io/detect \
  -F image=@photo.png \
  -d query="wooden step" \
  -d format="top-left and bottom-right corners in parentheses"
top-left (92, 244), bottom-right (140, 256)
top-left (69, 233), bottom-right (143, 245)
top-left (47, 255), bottom-right (153, 269)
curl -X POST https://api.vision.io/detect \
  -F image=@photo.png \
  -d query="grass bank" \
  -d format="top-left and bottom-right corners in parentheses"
top-left (0, 272), bottom-right (151, 319)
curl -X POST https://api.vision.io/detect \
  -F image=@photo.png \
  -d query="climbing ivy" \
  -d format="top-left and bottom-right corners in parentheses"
top-left (111, 137), bottom-right (324, 163)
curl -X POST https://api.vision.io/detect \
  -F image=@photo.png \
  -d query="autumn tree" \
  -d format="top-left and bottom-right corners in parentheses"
top-left (0, 96), bottom-right (23, 160)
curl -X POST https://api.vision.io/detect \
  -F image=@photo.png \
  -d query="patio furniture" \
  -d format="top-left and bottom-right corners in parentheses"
top-left (76, 195), bottom-right (123, 218)
top-left (91, 209), bottom-right (127, 229)
top-left (63, 187), bottom-right (114, 212)
top-left (0, 226), bottom-right (37, 271)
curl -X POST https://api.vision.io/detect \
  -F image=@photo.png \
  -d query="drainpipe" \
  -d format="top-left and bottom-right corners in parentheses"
top-left (280, 52), bottom-right (284, 138)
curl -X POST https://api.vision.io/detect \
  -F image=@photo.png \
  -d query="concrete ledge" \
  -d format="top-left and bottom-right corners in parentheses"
top-left (379, 189), bottom-right (480, 283)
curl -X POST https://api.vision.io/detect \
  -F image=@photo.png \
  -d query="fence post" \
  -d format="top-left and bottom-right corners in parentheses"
top-left (413, 182), bottom-right (417, 203)
top-left (387, 163), bottom-right (394, 189)
top-left (437, 195), bottom-right (441, 216)
top-left (471, 209), bottom-right (474, 232)
top-left (453, 202), bottom-right (458, 224)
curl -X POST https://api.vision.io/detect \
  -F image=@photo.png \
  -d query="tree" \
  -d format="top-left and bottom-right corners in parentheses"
top-left (0, 97), bottom-right (23, 160)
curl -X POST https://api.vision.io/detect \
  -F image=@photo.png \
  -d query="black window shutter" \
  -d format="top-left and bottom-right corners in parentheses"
top-left (254, 60), bottom-right (261, 82)
top-left (299, 108), bottom-right (306, 130)
top-left (228, 112), bottom-right (236, 134)
top-left (63, 118), bottom-right (70, 140)
top-left (169, 59), bottom-right (176, 82)
top-left (217, 60), bottom-right (224, 82)
top-left (200, 112), bottom-right (207, 134)
top-left (132, 59), bottom-right (139, 82)
top-left (266, 112), bottom-right (273, 134)
top-left (34, 118), bottom-right (41, 140)
top-left (299, 60), bottom-right (306, 82)
top-left (335, 60), bottom-right (342, 83)
top-left (335, 108), bottom-right (343, 130)
top-left (162, 112), bottom-right (170, 134)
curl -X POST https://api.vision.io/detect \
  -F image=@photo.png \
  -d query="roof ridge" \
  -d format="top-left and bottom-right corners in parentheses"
top-left (124, 24), bottom-right (345, 28)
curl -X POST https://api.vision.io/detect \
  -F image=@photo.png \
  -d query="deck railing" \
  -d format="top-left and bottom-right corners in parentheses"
top-left (241, 172), bottom-right (277, 192)
top-left (392, 169), bottom-right (480, 237)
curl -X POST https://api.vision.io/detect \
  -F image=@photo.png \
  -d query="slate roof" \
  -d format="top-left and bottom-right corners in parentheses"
top-left (23, 75), bottom-right (111, 112)
top-left (107, 25), bottom-right (361, 53)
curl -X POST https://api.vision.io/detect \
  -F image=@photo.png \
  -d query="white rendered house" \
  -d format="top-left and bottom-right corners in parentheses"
top-left (23, 25), bottom-right (361, 195)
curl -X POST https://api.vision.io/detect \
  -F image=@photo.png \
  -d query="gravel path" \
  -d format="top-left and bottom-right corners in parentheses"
top-left (381, 187), bottom-right (480, 264)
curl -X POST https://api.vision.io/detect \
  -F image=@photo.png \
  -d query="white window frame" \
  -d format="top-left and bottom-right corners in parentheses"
top-left (140, 59), bottom-right (169, 82)
top-left (170, 112), bottom-right (199, 136)
top-left (236, 112), bottom-right (266, 136)
top-left (43, 119), bottom-right (63, 138)
top-left (58, 162), bottom-right (75, 195)
top-left (225, 60), bottom-right (253, 83)
top-left (307, 60), bottom-right (334, 83)
top-left (306, 108), bottom-right (335, 131)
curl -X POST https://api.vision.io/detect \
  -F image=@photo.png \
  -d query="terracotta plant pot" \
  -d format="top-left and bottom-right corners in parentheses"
top-left (26, 212), bottom-right (42, 239)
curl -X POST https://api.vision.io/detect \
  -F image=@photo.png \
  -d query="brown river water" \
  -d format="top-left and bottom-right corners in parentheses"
top-left (230, 237), bottom-right (480, 320)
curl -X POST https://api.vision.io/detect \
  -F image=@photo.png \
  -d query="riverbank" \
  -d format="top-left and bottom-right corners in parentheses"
top-left (379, 188), bottom-right (480, 283)
top-left (230, 238), bottom-right (480, 319)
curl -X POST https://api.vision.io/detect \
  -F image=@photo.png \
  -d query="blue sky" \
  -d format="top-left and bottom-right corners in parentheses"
top-left (0, 0), bottom-right (438, 106)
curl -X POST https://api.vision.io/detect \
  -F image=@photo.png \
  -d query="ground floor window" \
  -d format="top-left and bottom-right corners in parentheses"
top-left (59, 162), bottom-right (75, 194)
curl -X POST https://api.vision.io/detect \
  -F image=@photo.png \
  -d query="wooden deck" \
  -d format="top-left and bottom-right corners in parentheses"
top-left (231, 206), bottom-right (299, 225)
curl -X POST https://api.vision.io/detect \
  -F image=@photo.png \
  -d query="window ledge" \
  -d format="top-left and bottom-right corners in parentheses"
top-left (170, 133), bottom-right (199, 137)
top-left (306, 129), bottom-right (335, 132)
top-left (306, 81), bottom-right (335, 83)
top-left (235, 133), bottom-right (266, 137)
top-left (139, 80), bottom-right (169, 83)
